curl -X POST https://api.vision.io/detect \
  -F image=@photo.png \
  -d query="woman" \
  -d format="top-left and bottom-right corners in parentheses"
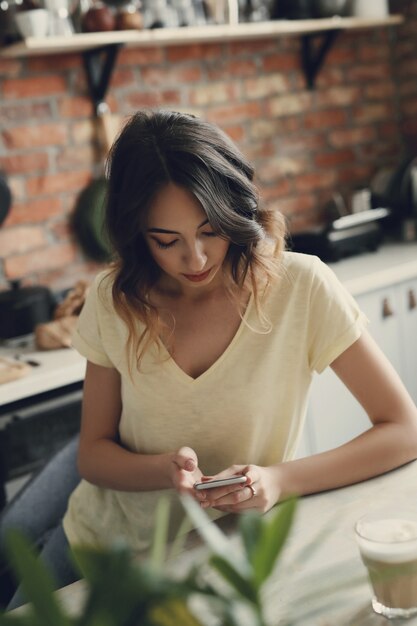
top-left (6, 109), bottom-right (417, 608)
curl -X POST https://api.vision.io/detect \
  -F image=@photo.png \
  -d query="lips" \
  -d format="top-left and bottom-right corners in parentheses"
top-left (182, 268), bottom-right (212, 282)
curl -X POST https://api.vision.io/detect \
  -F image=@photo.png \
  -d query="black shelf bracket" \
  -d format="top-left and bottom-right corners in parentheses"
top-left (301, 29), bottom-right (341, 90)
top-left (82, 43), bottom-right (122, 114)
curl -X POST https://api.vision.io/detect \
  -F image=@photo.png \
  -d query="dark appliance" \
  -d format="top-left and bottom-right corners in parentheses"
top-left (0, 281), bottom-right (53, 340)
top-left (289, 208), bottom-right (390, 262)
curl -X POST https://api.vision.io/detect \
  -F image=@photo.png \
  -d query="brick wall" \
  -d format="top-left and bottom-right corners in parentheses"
top-left (0, 0), bottom-right (416, 292)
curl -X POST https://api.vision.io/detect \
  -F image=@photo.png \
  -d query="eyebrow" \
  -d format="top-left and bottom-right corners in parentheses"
top-left (147, 218), bottom-right (209, 234)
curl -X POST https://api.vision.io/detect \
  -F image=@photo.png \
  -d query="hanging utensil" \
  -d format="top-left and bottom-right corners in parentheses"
top-left (0, 171), bottom-right (12, 228)
top-left (71, 103), bottom-right (118, 263)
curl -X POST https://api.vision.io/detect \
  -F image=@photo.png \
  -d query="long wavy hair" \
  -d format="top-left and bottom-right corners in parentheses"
top-left (104, 109), bottom-right (286, 367)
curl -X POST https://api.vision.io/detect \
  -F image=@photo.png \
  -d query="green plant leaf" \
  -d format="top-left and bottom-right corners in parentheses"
top-left (250, 498), bottom-right (297, 589)
top-left (179, 495), bottom-right (250, 576)
top-left (210, 555), bottom-right (258, 606)
top-left (0, 614), bottom-right (37, 626)
top-left (150, 496), bottom-right (170, 569)
top-left (239, 512), bottom-right (263, 563)
top-left (72, 544), bottom-right (148, 626)
top-left (149, 598), bottom-right (204, 626)
top-left (4, 530), bottom-right (71, 626)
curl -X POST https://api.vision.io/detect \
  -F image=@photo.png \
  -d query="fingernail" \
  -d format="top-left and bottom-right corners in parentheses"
top-left (185, 460), bottom-right (195, 471)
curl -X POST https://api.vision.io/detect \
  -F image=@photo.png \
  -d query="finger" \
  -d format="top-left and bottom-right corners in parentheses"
top-left (172, 446), bottom-right (198, 472)
top-left (207, 485), bottom-right (253, 508)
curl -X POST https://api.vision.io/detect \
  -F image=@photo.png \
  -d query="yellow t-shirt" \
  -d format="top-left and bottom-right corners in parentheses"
top-left (63, 252), bottom-right (368, 552)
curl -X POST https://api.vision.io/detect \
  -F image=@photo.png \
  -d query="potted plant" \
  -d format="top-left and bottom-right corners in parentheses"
top-left (0, 496), bottom-right (366, 625)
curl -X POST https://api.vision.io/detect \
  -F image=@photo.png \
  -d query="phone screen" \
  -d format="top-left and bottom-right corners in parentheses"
top-left (194, 475), bottom-right (247, 490)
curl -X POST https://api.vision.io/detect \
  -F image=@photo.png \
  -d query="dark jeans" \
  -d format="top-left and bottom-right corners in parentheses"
top-left (0, 435), bottom-right (81, 610)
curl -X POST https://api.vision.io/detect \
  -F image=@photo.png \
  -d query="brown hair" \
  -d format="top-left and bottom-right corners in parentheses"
top-left (104, 109), bottom-right (286, 367)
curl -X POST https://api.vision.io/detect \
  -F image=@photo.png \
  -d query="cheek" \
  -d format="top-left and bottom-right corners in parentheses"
top-left (149, 247), bottom-right (178, 273)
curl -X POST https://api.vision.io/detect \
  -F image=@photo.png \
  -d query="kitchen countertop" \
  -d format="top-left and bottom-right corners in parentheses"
top-left (0, 338), bottom-right (85, 406)
top-left (16, 458), bottom-right (417, 625)
top-left (329, 240), bottom-right (417, 296)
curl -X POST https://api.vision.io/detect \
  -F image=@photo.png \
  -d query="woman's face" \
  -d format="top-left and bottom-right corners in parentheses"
top-left (145, 183), bottom-right (230, 293)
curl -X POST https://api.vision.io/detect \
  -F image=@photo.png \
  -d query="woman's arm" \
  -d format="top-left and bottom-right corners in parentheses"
top-left (206, 329), bottom-right (417, 513)
top-left (277, 329), bottom-right (417, 496)
top-left (77, 361), bottom-right (203, 493)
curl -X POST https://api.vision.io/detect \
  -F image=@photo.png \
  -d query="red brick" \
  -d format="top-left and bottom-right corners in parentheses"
top-left (293, 171), bottom-right (337, 193)
top-left (221, 124), bottom-right (245, 143)
top-left (118, 46), bottom-right (165, 66)
top-left (315, 149), bottom-right (355, 168)
top-left (249, 116), bottom-right (301, 140)
top-left (346, 62), bottom-right (391, 83)
top-left (206, 101), bottom-right (264, 124)
top-left (141, 65), bottom-right (203, 85)
top-left (166, 43), bottom-right (222, 63)
top-left (329, 126), bottom-right (376, 148)
top-left (0, 58), bottom-right (21, 77)
top-left (207, 59), bottom-right (258, 80)
top-left (0, 225), bottom-right (47, 256)
top-left (0, 152), bottom-right (49, 175)
top-left (288, 211), bottom-right (323, 233)
top-left (110, 67), bottom-right (135, 89)
top-left (243, 74), bottom-right (289, 99)
top-left (27, 171), bottom-right (92, 196)
top-left (4, 243), bottom-right (78, 280)
top-left (3, 75), bottom-right (67, 99)
top-left (268, 92), bottom-right (313, 117)
top-left (56, 145), bottom-right (95, 171)
top-left (304, 109), bottom-right (347, 130)
top-left (189, 82), bottom-right (239, 107)
top-left (257, 156), bottom-right (308, 184)
top-left (3, 124), bottom-right (68, 149)
top-left (314, 67), bottom-right (344, 89)
top-left (229, 39), bottom-right (278, 56)
top-left (244, 142), bottom-right (275, 160)
top-left (353, 103), bottom-right (393, 124)
top-left (274, 194), bottom-right (316, 216)
top-left (126, 90), bottom-right (181, 108)
top-left (315, 86), bottom-right (361, 108)
top-left (0, 102), bottom-right (52, 124)
top-left (357, 44), bottom-right (391, 62)
top-left (336, 165), bottom-right (375, 185)
top-left (58, 96), bottom-right (93, 119)
top-left (5, 197), bottom-right (64, 226)
top-left (260, 179), bottom-right (292, 201)
top-left (262, 54), bottom-right (299, 73)
top-left (27, 54), bottom-right (79, 72)
top-left (365, 81), bottom-right (396, 100)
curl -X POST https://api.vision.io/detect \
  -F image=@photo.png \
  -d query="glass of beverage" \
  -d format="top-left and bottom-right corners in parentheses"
top-left (355, 510), bottom-right (417, 619)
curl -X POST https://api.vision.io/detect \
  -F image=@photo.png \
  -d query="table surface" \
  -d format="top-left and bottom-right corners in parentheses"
top-left (29, 459), bottom-right (417, 626)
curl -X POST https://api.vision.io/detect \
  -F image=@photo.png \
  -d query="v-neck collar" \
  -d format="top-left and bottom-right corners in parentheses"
top-left (160, 292), bottom-right (254, 384)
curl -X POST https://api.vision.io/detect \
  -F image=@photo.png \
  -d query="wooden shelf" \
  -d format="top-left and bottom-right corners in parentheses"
top-left (0, 15), bottom-right (403, 58)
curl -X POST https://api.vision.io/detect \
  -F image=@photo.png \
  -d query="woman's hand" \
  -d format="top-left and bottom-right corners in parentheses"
top-left (200, 464), bottom-right (283, 514)
top-left (170, 446), bottom-right (206, 502)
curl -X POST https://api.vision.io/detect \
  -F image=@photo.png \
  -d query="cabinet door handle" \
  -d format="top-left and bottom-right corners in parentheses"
top-left (409, 289), bottom-right (417, 311)
top-left (382, 297), bottom-right (394, 319)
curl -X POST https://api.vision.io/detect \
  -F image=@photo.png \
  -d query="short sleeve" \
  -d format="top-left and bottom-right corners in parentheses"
top-left (71, 272), bottom-right (114, 368)
top-left (308, 257), bottom-right (368, 373)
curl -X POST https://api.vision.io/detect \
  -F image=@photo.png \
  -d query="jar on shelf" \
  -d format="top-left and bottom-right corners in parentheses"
top-left (114, 0), bottom-right (143, 30)
top-left (81, 0), bottom-right (116, 31)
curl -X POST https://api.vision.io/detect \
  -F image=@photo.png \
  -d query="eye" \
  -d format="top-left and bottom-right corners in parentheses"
top-left (154, 239), bottom-right (178, 249)
top-left (202, 231), bottom-right (218, 238)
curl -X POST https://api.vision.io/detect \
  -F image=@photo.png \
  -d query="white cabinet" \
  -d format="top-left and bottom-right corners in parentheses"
top-left (398, 277), bottom-right (417, 405)
top-left (296, 244), bottom-right (417, 458)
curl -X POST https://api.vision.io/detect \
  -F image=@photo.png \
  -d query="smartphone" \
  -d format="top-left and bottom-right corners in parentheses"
top-left (194, 475), bottom-right (247, 490)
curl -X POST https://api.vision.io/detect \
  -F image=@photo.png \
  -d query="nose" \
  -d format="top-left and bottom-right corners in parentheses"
top-left (184, 240), bottom-right (207, 272)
